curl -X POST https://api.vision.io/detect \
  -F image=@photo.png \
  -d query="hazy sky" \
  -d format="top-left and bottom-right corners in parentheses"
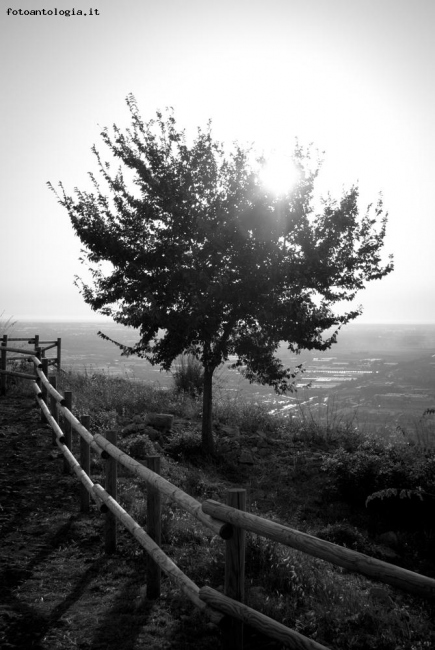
top-left (1, 0), bottom-right (434, 323)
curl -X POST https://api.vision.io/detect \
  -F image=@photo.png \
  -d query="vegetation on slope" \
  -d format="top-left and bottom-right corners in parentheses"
top-left (1, 360), bottom-right (435, 649)
top-left (58, 363), bottom-right (435, 649)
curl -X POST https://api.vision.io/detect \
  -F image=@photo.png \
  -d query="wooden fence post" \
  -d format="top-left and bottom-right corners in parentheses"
top-left (1, 334), bottom-right (7, 396)
top-left (105, 429), bottom-right (117, 554)
top-left (34, 335), bottom-right (40, 355)
top-left (223, 489), bottom-right (246, 650)
top-left (36, 347), bottom-right (43, 422)
top-left (40, 358), bottom-right (48, 423)
top-left (146, 455), bottom-right (161, 599)
top-left (35, 346), bottom-right (42, 375)
top-left (80, 414), bottom-right (91, 513)
top-left (57, 338), bottom-right (62, 370)
top-left (49, 375), bottom-right (58, 445)
top-left (62, 391), bottom-right (73, 475)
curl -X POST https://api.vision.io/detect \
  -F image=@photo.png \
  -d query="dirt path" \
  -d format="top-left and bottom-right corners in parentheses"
top-left (0, 392), bottom-right (221, 650)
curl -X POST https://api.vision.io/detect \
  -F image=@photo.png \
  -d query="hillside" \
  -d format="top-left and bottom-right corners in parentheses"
top-left (1, 375), bottom-right (435, 649)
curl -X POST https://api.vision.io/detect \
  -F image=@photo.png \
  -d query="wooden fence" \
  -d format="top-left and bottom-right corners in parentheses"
top-left (1, 340), bottom-right (435, 650)
top-left (0, 333), bottom-right (61, 395)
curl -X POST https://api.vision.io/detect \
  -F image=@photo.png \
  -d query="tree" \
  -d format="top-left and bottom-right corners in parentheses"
top-left (48, 94), bottom-right (393, 454)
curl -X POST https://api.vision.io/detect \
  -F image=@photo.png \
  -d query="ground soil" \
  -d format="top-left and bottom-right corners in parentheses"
top-left (0, 392), bottom-right (226, 650)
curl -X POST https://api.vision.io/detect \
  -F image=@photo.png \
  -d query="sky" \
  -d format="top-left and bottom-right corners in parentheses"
top-left (1, 0), bottom-right (434, 324)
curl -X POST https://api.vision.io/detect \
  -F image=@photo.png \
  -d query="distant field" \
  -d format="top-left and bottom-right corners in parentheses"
top-left (7, 321), bottom-right (435, 436)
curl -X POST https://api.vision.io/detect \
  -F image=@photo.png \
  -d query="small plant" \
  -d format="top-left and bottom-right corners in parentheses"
top-left (172, 353), bottom-right (204, 397)
top-left (0, 310), bottom-right (17, 335)
top-left (118, 434), bottom-right (157, 460)
top-left (165, 429), bottom-right (203, 463)
top-left (365, 487), bottom-right (425, 507)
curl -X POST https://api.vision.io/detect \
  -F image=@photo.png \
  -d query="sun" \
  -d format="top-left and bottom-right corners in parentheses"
top-left (258, 152), bottom-right (299, 196)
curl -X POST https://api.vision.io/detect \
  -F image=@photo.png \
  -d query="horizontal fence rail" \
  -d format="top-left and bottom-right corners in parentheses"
top-left (200, 586), bottom-right (331, 650)
top-left (1, 345), bottom-right (37, 355)
top-left (52, 414), bottom-right (103, 509)
top-left (34, 369), bottom-right (105, 457)
top-left (93, 433), bottom-right (232, 539)
top-left (1, 335), bottom-right (61, 395)
top-left (202, 500), bottom-right (435, 599)
top-left (92, 484), bottom-right (222, 625)
top-left (2, 336), bottom-right (435, 650)
top-left (0, 368), bottom-right (36, 380)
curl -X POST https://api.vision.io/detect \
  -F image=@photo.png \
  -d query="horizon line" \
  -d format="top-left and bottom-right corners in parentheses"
top-left (8, 318), bottom-right (435, 327)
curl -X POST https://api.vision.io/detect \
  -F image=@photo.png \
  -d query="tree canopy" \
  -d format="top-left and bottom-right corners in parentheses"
top-left (48, 94), bottom-right (394, 453)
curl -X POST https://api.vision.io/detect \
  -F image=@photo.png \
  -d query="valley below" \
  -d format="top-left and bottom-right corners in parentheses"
top-left (9, 321), bottom-right (435, 443)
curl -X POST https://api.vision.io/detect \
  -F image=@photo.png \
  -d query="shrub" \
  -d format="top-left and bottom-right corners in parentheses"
top-left (322, 438), bottom-right (386, 505)
top-left (164, 429), bottom-right (203, 462)
top-left (315, 522), bottom-right (376, 555)
top-left (322, 436), bottom-right (435, 514)
top-left (172, 354), bottom-right (204, 397)
top-left (118, 434), bottom-right (157, 460)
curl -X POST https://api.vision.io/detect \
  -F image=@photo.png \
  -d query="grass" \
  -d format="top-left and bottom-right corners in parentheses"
top-left (5, 365), bottom-right (435, 649)
top-left (0, 311), bottom-right (17, 335)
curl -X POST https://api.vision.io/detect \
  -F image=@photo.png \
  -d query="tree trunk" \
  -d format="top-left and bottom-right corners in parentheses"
top-left (201, 366), bottom-right (215, 455)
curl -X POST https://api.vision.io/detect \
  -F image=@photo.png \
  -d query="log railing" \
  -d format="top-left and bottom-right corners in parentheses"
top-left (0, 333), bottom-right (61, 394)
top-left (1, 341), bottom-right (435, 650)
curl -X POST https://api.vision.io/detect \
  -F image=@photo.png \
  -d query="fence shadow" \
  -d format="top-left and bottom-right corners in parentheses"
top-left (87, 573), bottom-right (154, 650)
